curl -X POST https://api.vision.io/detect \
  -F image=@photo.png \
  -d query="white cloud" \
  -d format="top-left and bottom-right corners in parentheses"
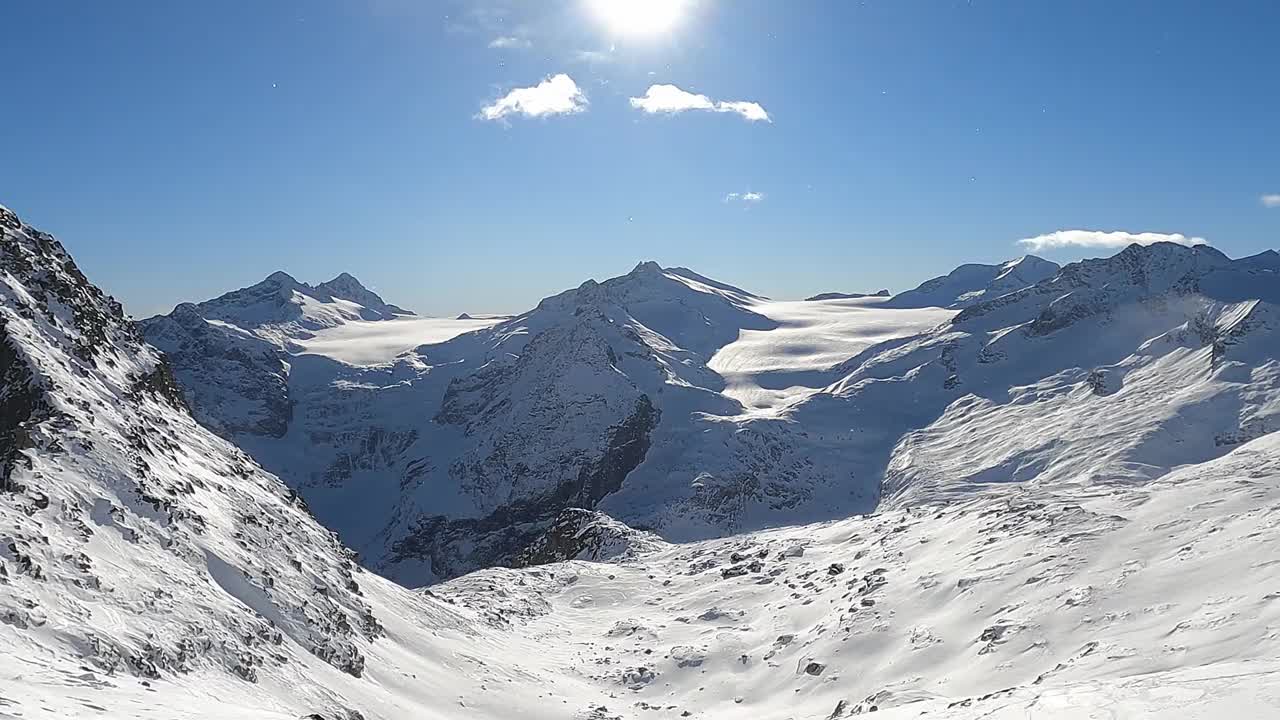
top-left (488, 36), bottom-right (531, 49)
top-left (1018, 230), bottom-right (1207, 251)
top-left (630, 84), bottom-right (715, 113)
top-left (1262, 194), bottom-right (1280, 208)
top-left (629, 84), bottom-right (770, 122)
top-left (714, 100), bottom-right (770, 122)
top-left (478, 74), bottom-right (587, 121)
top-left (725, 191), bottom-right (765, 203)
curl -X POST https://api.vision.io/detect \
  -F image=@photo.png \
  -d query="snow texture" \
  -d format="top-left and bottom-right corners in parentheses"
top-left (4, 203), bottom-right (1280, 718)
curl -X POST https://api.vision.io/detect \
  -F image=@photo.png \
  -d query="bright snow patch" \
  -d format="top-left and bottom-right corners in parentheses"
top-left (293, 315), bottom-right (503, 365)
top-left (709, 296), bottom-right (954, 412)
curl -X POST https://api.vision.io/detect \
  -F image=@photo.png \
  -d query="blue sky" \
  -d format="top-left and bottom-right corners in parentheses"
top-left (2, 0), bottom-right (1278, 317)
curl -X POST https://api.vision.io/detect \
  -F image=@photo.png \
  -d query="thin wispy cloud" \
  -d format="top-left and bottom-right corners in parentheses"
top-left (725, 191), bottom-right (765, 203)
top-left (1019, 230), bottom-right (1207, 251)
top-left (630, 84), bottom-right (771, 122)
top-left (488, 36), bottom-right (531, 49)
top-left (478, 74), bottom-right (587, 122)
top-left (573, 49), bottom-right (616, 64)
top-left (1262, 194), bottom-right (1280, 208)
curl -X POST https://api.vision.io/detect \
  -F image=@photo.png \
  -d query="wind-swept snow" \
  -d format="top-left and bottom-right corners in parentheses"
top-left (293, 315), bottom-right (502, 365)
top-left (144, 244), bottom-right (1280, 589)
top-left (708, 296), bottom-right (953, 412)
top-left (5, 204), bottom-right (1280, 718)
top-left (12, 428), bottom-right (1280, 718)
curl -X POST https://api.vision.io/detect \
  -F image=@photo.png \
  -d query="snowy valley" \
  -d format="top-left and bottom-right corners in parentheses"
top-left (3, 202), bottom-right (1280, 719)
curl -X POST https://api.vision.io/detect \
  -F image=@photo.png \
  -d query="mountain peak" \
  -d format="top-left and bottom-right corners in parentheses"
top-left (886, 254), bottom-right (1060, 309)
top-left (631, 260), bottom-right (664, 275)
top-left (1003, 254), bottom-right (1054, 269)
top-left (319, 271), bottom-right (366, 290)
top-left (262, 270), bottom-right (299, 286)
top-left (1240, 249), bottom-right (1280, 271)
top-left (315, 273), bottom-right (411, 317)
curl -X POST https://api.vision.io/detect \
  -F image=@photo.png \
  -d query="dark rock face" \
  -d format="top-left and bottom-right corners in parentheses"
top-left (387, 394), bottom-right (660, 578)
top-left (0, 325), bottom-right (44, 493)
top-left (805, 290), bottom-right (890, 301)
top-left (128, 358), bottom-right (191, 411)
top-left (141, 306), bottom-right (293, 439)
top-left (0, 205), bottom-right (140, 491)
top-left (573, 395), bottom-right (658, 507)
top-left (516, 508), bottom-right (661, 567)
top-left (0, 206), bottom-right (137, 362)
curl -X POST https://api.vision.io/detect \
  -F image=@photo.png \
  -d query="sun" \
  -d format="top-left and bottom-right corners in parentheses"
top-left (586, 0), bottom-right (687, 36)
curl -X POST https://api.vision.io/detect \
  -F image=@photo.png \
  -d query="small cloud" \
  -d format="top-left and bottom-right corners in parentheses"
top-left (629, 84), bottom-right (770, 123)
top-left (1018, 230), bottom-right (1207, 251)
top-left (488, 36), bottom-right (531, 49)
top-left (631, 84), bottom-right (715, 113)
top-left (714, 100), bottom-right (770, 122)
top-left (478, 74), bottom-right (587, 122)
top-left (1262, 194), bottom-right (1280, 208)
top-left (725, 191), bottom-right (765, 203)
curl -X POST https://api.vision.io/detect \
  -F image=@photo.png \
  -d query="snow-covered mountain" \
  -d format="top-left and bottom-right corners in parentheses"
top-left (854, 243), bottom-right (1280, 506)
top-left (150, 260), bottom-right (924, 584)
top-left (190, 270), bottom-right (411, 332)
top-left (147, 243), bottom-right (1280, 591)
top-left (5, 203), bottom-right (1280, 718)
top-left (140, 272), bottom-right (495, 439)
top-left (884, 254), bottom-right (1060, 308)
top-left (0, 205), bottom-right (397, 715)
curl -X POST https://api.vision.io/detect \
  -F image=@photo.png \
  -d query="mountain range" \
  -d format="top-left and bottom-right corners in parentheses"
top-left (3, 202), bottom-right (1280, 718)
top-left (143, 242), bottom-right (1280, 589)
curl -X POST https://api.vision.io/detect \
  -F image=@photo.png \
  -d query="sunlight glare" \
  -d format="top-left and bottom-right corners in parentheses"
top-left (587, 0), bottom-right (687, 36)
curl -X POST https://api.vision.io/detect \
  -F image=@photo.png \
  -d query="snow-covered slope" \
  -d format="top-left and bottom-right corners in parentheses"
top-left (159, 259), bottom-right (966, 585)
top-left (4, 204), bottom-right (1280, 718)
top-left (0, 204), bottom-right (671, 720)
top-left (294, 262), bottom-right (914, 583)
top-left (884, 255), bottom-right (1060, 309)
top-left (426, 429), bottom-right (1280, 719)
top-left (834, 242), bottom-right (1280, 507)
top-left (290, 315), bottom-right (501, 365)
top-left (190, 270), bottom-right (411, 333)
top-left (141, 272), bottom-right (494, 438)
top-left (0, 205), bottom-right (414, 716)
top-left (707, 296), bottom-right (953, 412)
top-left (150, 244), bottom-right (1280, 590)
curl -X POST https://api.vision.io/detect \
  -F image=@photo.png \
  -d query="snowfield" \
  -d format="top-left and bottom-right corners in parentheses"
top-left (293, 315), bottom-right (504, 366)
top-left (143, 243), bottom-right (1280, 595)
top-left (7, 430), bottom-right (1280, 718)
top-left (4, 203), bottom-right (1280, 718)
top-left (708, 296), bottom-right (954, 413)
